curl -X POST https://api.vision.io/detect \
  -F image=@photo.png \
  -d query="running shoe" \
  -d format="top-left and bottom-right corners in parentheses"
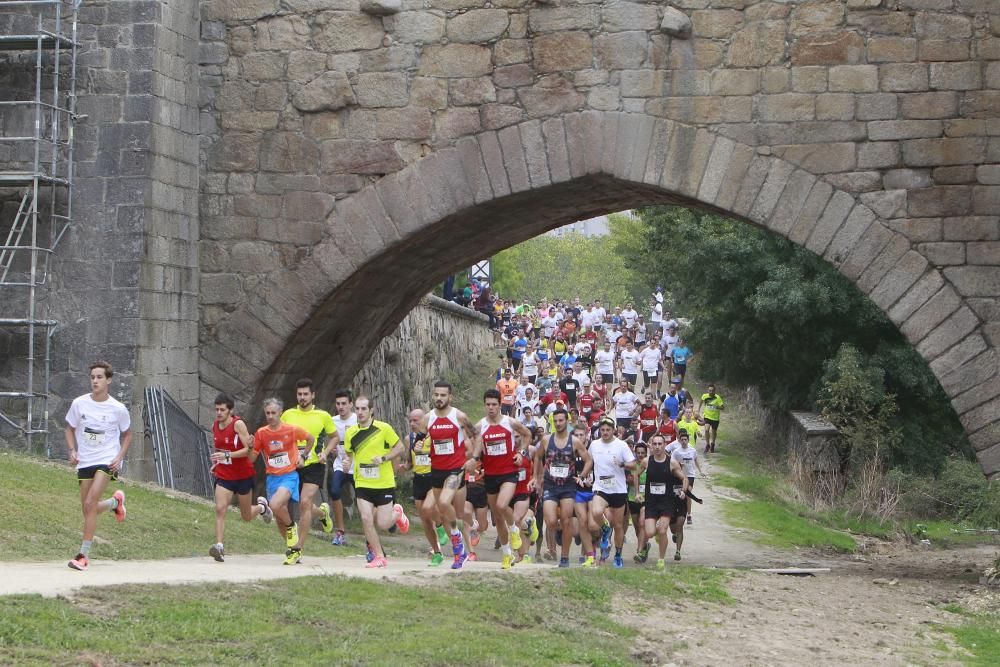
top-left (521, 555), bottom-right (533, 564)
top-left (257, 496), bottom-right (273, 523)
top-left (392, 503), bottom-right (410, 535)
top-left (332, 529), bottom-right (346, 546)
top-left (544, 549), bottom-right (556, 561)
top-left (451, 550), bottom-right (467, 570)
top-left (365, 541), bottom-right (375, 563)
top-left (600, 543), bottom-right (612, 562)
top-left (674, 551), bottom-right (681, 561)
top-left (319, 502), bottom-right (333, 533)
top-left (528, 517), bottom-right (539, 544)
top-left (470, 527), bottom-right (480, 547)
top-left (686, 515), bottom-right (693, 526)
top-left (436, 524), bottom-right (448, 548)
top-left (510, 527), bottom-right (522, 551)
top-left (581, 555), bottom-right (596, 568)
top-left (558, 557), bottom-right (570, 568)
top-left (656, 558), bottom-right (666, 570)
top-left (365, 556), bottom-right (388, 569)
top-left (283, 548), bottom-right (302, 565)
top-left (285, 524), bottom-right (299, 549)
top-left (112, 490), bottom-right (127, 523)
top-left (209, 543), bottom-right (225, 563)
top-left (429, 551), bottom-right (444, 566)
top-left (68, 553), bottom-right (89, 571)
top-left (634, 544), bottom-right (650, 564)
top-left (467, 552), bottom-right (479, 562)
top-left (450, 533), bottom-right (464, 557)
top-left (493, 536), bottom-right (501, 550)
top-left (613, 554), bottom-right (624, 569)
top-left (599, 521), bottom-right (611, 552)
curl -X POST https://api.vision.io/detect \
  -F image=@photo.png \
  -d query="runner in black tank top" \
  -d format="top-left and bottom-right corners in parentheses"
top-left (641, 435), bottom-right (689, 568)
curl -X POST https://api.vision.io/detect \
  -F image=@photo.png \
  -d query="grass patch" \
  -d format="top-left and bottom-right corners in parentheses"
top-left (0, 451), bottom-right (358, 562)
top-left (0, 567), bottom-right (731, 666)
top-left (941, 609), bottom-right (1000, 667)
top-left (720, 499), bottom-right (858, 553)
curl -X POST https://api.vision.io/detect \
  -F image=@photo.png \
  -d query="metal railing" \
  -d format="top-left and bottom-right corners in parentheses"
top-left (143, 386), bottom-right (213, 498)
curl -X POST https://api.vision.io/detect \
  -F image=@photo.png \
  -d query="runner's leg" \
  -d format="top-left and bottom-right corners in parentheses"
top-left (80, 473), bottom-right (113, 543)
top-left (357, 497), bottom-right (385, 559)
top-left (214, 483), bottom-right (235, 545)
top-left (558, 497), bottom-right (575, 559)
top-left (295, 482), bottom-right (319, 550)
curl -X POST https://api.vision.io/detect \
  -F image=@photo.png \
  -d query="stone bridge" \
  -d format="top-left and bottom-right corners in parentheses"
top-left (1, 0), bottom-right (998, 477)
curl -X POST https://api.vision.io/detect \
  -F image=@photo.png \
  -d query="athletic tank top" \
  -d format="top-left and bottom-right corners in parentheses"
top-left (410, 432), bottom-right (432, 475)
top-left (574, 449), bottom-right (593, 491)
top-left (212, 416), bottom-right (254, 480)
top-left (515, 448), bottom-right (532, 496)
top-left (579, 392), bottom-right (594, 412)
top-left (543, 433), bottom-right (575, 487)
top-left (480, 416), bottom-right (518, 476)
top-left (428, 407), bottom-right (466, 470)
top-left (644, 456), bottom-right (674, 500)
top-left (639, 405), bottom-right (658, 433)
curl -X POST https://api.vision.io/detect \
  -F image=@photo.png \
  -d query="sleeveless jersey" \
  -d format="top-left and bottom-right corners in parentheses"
top-left (428, 407), bottom-right (466, 470)
top-left (479, 416), bottom-right (518, 476)
top-left (579, 392), bottom-right (595, 412)
top-left (212, 416), bottom-right (255, 481)
top-left (644, 455), bottom-right (673, 501)
top-left (514, 448), bottom-right (532, 496)
top-left (657, 419), bottom-right (677, 440)
top-left (410, 432), bottom-right (432, 475)
top-left (543, 433), bottom-right (575, 487)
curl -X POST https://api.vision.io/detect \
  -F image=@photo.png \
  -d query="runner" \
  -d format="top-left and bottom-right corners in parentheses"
top-left (403, 408), bottom-right (448, 566)
top-left (282, 378), bottom-right (338, 559)
top-left (341, 395), bottom-right (409, 569)
top-left (208, 392), bottom-right (270, 563)
top-left (670, 431), bottom-right (705, 526)
top-left (420, 380), bottom-right (477, 569)
top-left (628, 441), bottom-right (649, 564)
top-left (675, 406), bottom-right (704, 450)
top-left (510, 438), bottom-right (538, 563)
top-left (469, 389), bottom-right (534, 569)
top-left (636, 391), bottom-right (659, 444)
top-left (559, 366), bottom-right (581, 410)
top-left (249, 398), bottom-right (314, 565)
top-left (65, 361), bottom-right (132, 571)
top-left (589, 416), bottom-right (637, 568)
top-left (699, 384), bottom-right (725, 454)
top-left (497, 368), bottom-right (518, 417)
top-left (594, 340), bottom-right (616, 386)
top-left (611, 378), bottom-right (640, 429)
top-left (619, 340), bottom-right (640, 388)
top-left (640, 434), bottom-right (690, 568)
top-left (671, 337), bottom-right (693, 383)
top-left (464, 460), bottom-right (488, 561)
top-left (533, 408), bottom-right (592, 567)
top-left (638, 338), bottom-right (663, 395)
top-left (573, 424), bottom-right (597, 567)
top-left (328, 389), bottom-right (358, 546)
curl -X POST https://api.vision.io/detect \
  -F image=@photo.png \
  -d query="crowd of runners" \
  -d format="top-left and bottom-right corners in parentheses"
top-left (63, 293), bottom-right (725, 573)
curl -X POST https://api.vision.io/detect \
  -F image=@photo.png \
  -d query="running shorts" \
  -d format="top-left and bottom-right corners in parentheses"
top-left (596, 491), bottom-right (628, 508)
top-left (430, 467), bottom-right (467, 489)
top-left (355, 486), bottom-right (395, 507)
top-left (484, 472), bottom-right (519, 496)
top-left (704, 418), bottom-right (719, 429)
top-left (266, 471), bottom-right (300, 503)
top-left (215, 475), bottom-right (254, 495)
top-left (627, 499), bottom-right (644, 515)
top-left (413, 472), bottom-right (432, 502)
top-left (575, 490), bottom-right (594, 504)
top-left (298, 461), bottom-right (325, 487)
top-left (508, 493), bottom-right (531, 508)
top-left (467, 483), bottom-right (487, 509)
top-left (77, 464), bottom-right (118, 482)
top-left (328, 468), bottom-right (353, 501)
top-left (543, 484), bottom-right (576, 503)
top-left (645, 503), bottom-right (674, 521)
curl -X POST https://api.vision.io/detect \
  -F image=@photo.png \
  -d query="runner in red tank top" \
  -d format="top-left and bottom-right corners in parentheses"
top-left (637, 392), bottom-right (659, 443)
top-left (420, 380), bottom-right (476, 569)
top-left (470, 389), bottom-right (534, 569)
top-left (208, 393), bottom-right (271, 562)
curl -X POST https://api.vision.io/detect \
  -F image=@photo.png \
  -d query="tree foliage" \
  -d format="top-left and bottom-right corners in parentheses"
top-left (633, 205), bottom-right (969, 473)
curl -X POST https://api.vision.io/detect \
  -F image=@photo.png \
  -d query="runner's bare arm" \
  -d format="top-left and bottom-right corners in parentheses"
top-left (457, 411), bottom-right (477, 452)
top-left (231, 419), bottom-right (253, 456)
top-left (381, 438), bottom-right (405, 465)
top-left (64, 426), bottom-right (77, 466)
top-left (110, 429), bottom-right (132, 471)
top-left (672, 457), bottom-right (688, 496)
top-left (574, 438), bottom-right (593, 480)
top-left (247, 435), bottom-right (260, 463)
top-left (532, 441), bottom-right (546, 491)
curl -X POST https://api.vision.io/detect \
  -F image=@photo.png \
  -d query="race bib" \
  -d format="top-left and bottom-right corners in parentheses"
top-left (466, 473), bottom-right (477, 483)
top-left (550, 463), bottom-right (570, 479)
top-left (433, 439), bottom-right (455, 456)
top-left (268, 452), bottom-right (290, 468)
top-left (83, 428), bottom-right (105, 444)
top-left (360, 464), bottom-right (380, 479)
top-left (641, 419), bottom-right (654, 427)
top-left (599, 475), bottom-right (615, 490)
top-left (649, 483), bottom-right (666, 495)
top-left (414, 454), bottom-right (431, 467)
top-left (518, 468), bottom-right (527, 481)
top-left (673, 484), bottom-right (685, 498)
top-left (486, 442), bottom-right (507, 457)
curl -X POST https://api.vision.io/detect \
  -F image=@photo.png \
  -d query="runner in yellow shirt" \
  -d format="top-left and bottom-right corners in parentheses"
top-left (342, 395), bottom-right (410, 568)
top-left (698, 384), bottom-right (724, 454)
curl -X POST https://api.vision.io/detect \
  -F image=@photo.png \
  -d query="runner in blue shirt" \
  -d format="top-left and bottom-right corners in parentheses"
top-left (671, 339), bottom-right (692, 383)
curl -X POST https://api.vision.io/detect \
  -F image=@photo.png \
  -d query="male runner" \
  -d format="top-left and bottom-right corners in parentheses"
top-left (619, 340), bottom-right (640, 388)
top-left (342, 395), bottom-right (409, 568)
top-left (638, 338), bottom-right (663, 395)
top-left (594, 341), bottom-right (616, 386)
top-left (573, 422), bottom-right (597, 567)
top-left (421, 380), bottom-right (477, 569)
top-left (637, 391), bottom-right (659, 443)
top-left (404, 408), bottom-right (448, 565)
top-left (671, 338), bottom-right (692, 383)
top-left (640, 434), bottom-right (690, 568)
top-left (249, 398), bottom-right (314, 564)
top-left (469, 389), bottom-right (534, 569)
top-left (670, 431), bottom-right (705, 525)
top-left (209, 392), bottom-right (270, 562)
top-left (329, 389), bottom-right (357, 545)
top-left (699, 384), bottom-right (725, 454)
top-left (611, 379), bottom-right (640, 429)
top-left (589, 416), bottom-right (637, 568)
top-left (497, 368), bottom-right (518, 417)
top-left (282, 378), bottom-right (338, 558)
top-left (65, 361), bottom-right (131, 571)
top-left (533, 409), bottom-right (592, 567)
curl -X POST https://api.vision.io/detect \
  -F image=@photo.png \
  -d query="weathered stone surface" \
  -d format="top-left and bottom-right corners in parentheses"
top-left (727, 21), bottom-right (786, 66)
top-left (313, 12), bottom-right (384, 52)
top-left (594, 31), bottom-right (648, 70)
top-left (360, 0), bottom-right (400, 16)
top-left (354, 72), bottom-right (409, 108)
top-left (321, 140), bottom-right (404, 174)
top-left (661, 7), bottom-right (693, 38)
top-left (292, 71), bottom-right (356, 112)
top-left (791, 31), bottom-right (864, 65)
top-left (790, 1), bottom-right (844, 36)
top-left (518, 76), bottom-right (585, 117)
top-left (418, 44), bottom-right (492, 77)
top-left (533, 32), bottom-right (593, 73)
top-left (392, 11), bottom-right (445, 43)
top-left (447, 9), bottom-right (509, 43)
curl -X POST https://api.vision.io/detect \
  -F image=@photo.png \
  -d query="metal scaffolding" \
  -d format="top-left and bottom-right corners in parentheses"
top-left (0, 0), bottom-right (77, 455)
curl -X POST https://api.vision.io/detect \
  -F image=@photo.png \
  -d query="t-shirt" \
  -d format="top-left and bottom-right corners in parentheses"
top-left (620, 349), bottom-right (640, 375)
top-left (701, 393), bottom-right (724, 421)
top-left (281, 406), bottom-right (336, 467)
top-left (253, 423), bottom-right (308, 476)
top-left (672, 346), bottom-right (691, 365)
top-left (661, 394), bottom-right (680, 419)
top-left (516, 382), bottom-right (538, 402)
top-left (521, 352), bottom-right (539, 378)
top-left (559, 377), bottom-right (580, 403)
top-left (65, 394), bottom-right (131, 469)
top-left (661, 333), bottom-right (679, 353)
top-left (518, 398), bottom-right (540, 417)
top-left (589, 437), bottom-right (635, 494)
top-left (333, 413), bottom-right (359, 472)
top-left (497, 378), bottom-right (518, 406)
top-left (511, 337), bottom-right (528, 360)
top-left (559, 353), bottom-right (577, 369)
top-left (672, 445), bottom-right (698, 477)
top-left (345, 420), bottom-right (400, 489)
top-left (639, 346), bottom-right (661, 373)
top-left (541, 317), bottom-right (557, 338)
top-left (650, 302), bottom-right (663, 324)
top-left (594, 350), bottom-right (615, 375)
top-left (580, 309), bottom-right (598, 329)
top-left (676, 417), bottom-right (700, 442)
top-left (613, 390), bottom-right (638, 419)
top-left (621, 309), bottom-right (638, 327)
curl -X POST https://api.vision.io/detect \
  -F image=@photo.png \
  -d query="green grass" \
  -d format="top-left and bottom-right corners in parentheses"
top-left (939, 605), bottom-right (1000, 666)
top-left (0, 451), bottom-right (359, 562)
top-left (0, 567), bottom-right (732, 666)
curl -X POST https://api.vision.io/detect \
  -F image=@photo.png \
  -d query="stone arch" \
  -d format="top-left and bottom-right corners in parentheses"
top-left (200, 110), bottom-right (999, 478)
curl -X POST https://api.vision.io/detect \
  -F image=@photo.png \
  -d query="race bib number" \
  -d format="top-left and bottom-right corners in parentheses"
top-left (649, 483), bottom-right (666, 495)
top-left (486, 442), bottom-right (507, 457)
top-left (599, 476), bottom-right (615, 490)
top-left (83, 428), bottom-right (105, 443)
top-left (268, 452), bottom-right (290, 468)
top-left (360, 464), bottom-right (380, 479)
top-left (550, 463), bottom-right (570, 479)
top-left (641, 419), bottom-right (654, 427)
top-left (433, 439), bottom-right (455, 456)
top-left (518, 468), bottom-right (527, 482)
top-left (414, 454), bottom-right (431, 467)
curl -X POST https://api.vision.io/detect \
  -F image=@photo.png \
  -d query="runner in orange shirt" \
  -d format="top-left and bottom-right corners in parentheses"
top-left (496, 368), bottom-right (518, 417)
